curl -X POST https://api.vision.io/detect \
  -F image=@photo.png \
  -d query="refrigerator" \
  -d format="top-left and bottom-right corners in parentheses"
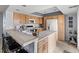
top-left (47, 19), bottom-right (58, 32)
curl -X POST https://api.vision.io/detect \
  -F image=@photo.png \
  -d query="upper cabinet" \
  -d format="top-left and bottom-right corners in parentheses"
top-left (13, 13), bottom-right (21, 25)
top-left (20, 14), bottom-right (26, 24)
top-left (13, 12), bottom-right (26, 24)
top-left (25, 15), bottom-right (29, 23)
top-left (13, 12), bottom-right (44, 25)
top-left (13, 13), bottom-right (20, 21)
top-left (35, 17), bottom-right (43, 24)
top-left (44, 16), bottom-right (58, 20)
top-left (35, 17), bottom-right (39, 24)
top-left (39, 17), bottom-right (43, 24)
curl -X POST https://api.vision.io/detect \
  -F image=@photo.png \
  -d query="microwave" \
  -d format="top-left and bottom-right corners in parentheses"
top-left (29, 19), bottom-right (35, 24)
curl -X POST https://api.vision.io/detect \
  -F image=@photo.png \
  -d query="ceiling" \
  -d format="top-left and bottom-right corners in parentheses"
top-left (0, 5), bottom-right (79, 16)
top-left (7, 5), bottom-right (56, 16)
top-left (0, 5), bottom-right (9, 13)
top-left (57, 5), bottom-right (79, 14)
top-left (32, 7), bottom-right (61, 16)
top-left (37, 7), bottom-right (60, 14)
top-left (8, 5), bottom-right (56, 13)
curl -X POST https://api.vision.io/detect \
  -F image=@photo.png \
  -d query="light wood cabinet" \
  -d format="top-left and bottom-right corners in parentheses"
top-left (38, 37), bottom-right (48, 53)
top-left (25, 15), bottom-right (29, 23)
top-left (58, 15), bottom-right (64, 41)
top-left (20, 14), bottom-right (26, 24)
top-left (39, 17), bottom-right (43, 24)
top-left (37, 32), bottom-right (57, 53)
top-left (13, 13), bottom-right (26, 24)
top-left (35, 17), bottom-right (40, 24)
top-left (13, 13), bottom-right (21, 25)
top-left (35, 17), bottom-right (43, 24)
top-left (13, 12), bottom-right (44, 25)
top-left (44, 16), bottom-right (58, 19)
top-left (13, 13), bottom-right (20, 20)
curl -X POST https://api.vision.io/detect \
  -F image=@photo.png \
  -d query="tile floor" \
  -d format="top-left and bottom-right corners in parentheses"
top-left (54, 41), bottom-right (79, 53)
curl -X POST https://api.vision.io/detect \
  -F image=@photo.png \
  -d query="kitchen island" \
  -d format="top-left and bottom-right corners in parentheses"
top-left (5, 29), bottom-right (58, 53)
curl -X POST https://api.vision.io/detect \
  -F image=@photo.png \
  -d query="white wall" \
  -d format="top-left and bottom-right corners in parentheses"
top-left (3, 10), bottom-right (14, 30)
top-left (65, 13), bottom-right (77, 41)
top-left (77, 8), bottom-right (79, 49)
top-left (0, 13), bottom-right (3, 37)
top-left (3, 10), bottom-right (14, 37)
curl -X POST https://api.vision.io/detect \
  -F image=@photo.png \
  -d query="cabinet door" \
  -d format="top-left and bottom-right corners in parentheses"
top-left (13, 13), bottom-right (26, 24)
top-left (58, 15), bottom-right (64, 41)
top-left (39, 18), bottom-right (43, 24)
top-left (38, 37), bottom-right (48, 53)
top-left (13, 13), bottom-right (21, 25)
top-left (26, 15), bottom-right (29, 23)
top-left (35, 17), bottom-right (39, 24)
top-left (20, 14), bottom-right (26, 24)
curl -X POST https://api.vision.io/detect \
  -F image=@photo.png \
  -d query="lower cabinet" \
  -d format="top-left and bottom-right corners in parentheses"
top-left (37, 32), bottom-right (57, 53)
top-left (37, 37), bottom-right (48, 53)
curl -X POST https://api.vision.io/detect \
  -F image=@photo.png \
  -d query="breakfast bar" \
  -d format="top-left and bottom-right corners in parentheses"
top-left (5, 29), bottom-right (57, 53)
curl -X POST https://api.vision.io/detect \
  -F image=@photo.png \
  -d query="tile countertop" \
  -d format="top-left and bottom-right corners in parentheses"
top-left (38, 30), bottom-right (56, 40)
top-left (6, 29), bottom-right (56, 47)
top-left (6, 29), bottom-right (37, 47)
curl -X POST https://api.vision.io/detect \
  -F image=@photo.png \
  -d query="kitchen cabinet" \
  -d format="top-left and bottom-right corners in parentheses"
top-left (39, 17), bottom-right (43, 24)
top-left (13, 12), bottom-right (44, 25)
top-left (35, 17), bottom-right (43, 24)
top-left (13, 13), bottom-right (20, 21)
top-left (38, 37), bottom-right (48, 53)
top-left (35, 17), bottom-right (39, 24)
top-left (44, 16), bottom-right (58, 19)
top-left (58, 15), bottom-right (64, 41)
top-left (25, 15), bottom-right (29, 23)
top-left (20, 14), bottom-right (26, 24)
top-left (13, 13), bottom-right (21, 25)
top-left (37, 32), bottom-right (57, 53)
top-left (13, 13), bottom-right (26, 24)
